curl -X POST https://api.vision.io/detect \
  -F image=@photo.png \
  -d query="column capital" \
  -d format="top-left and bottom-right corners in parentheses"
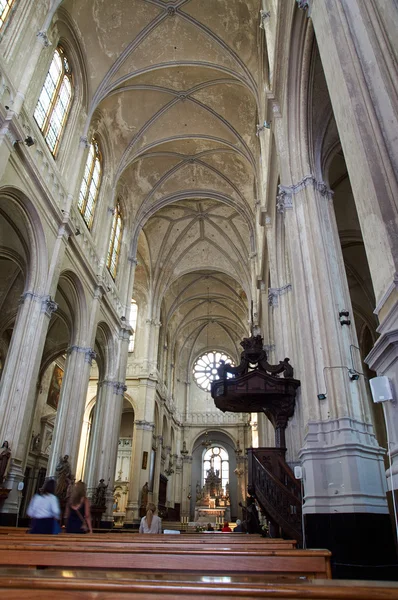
top-left (114, 381), bottom-right (127, 395)
top-left (37, 30), bottom-right (51, 47)
top-left (277, 175), bottom-right (333, 213)
top-left (41, 296), bottom-right (58, 317)
top-left (79, 136), bottom-right (90, 149)
top-left (268, 284), bottom-right (292, 307)
top-left (134, 420), bottom-right (155, 431)
top-left (67, 345), bottom-right (96, 365)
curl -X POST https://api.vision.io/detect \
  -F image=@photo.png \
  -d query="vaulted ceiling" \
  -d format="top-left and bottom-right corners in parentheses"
top-left (63, 0), bottom-right (262, 369)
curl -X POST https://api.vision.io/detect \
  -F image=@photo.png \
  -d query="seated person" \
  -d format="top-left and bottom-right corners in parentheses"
top-left (234, 518), bottom-right (243, 532)
top-left (221, 520), bottom-right (232, 532)
top-left (206, 522), bottom-right (214, 531)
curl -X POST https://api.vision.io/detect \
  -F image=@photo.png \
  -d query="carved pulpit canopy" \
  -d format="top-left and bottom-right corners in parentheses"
top-left (211, 335), bottom-right (300, 448)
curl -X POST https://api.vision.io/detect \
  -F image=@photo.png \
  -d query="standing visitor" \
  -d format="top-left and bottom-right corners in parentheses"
top-left (27, 479), bottom-right (60, 534)
top-left (65, 481), bottom-right (93, 534)
top-left (139, 502), bottom-right (162, 534)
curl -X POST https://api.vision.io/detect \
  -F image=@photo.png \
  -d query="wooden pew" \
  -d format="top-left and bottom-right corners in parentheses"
top-left (0, 569), bottom-right (397, 599)
top-left (0, 539), bottom-right (296, 553)
top-left (0, 532), bottom-right (296, 547)
top-left (0, 543), bottom-right (332, 578)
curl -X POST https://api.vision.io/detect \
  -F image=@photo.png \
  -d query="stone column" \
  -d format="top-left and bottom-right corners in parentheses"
top-left (305, 0), bottom-right (398, 301)
top-left (152, 435), bottom-right (163, 505)
top-left (46, 344), bottom-right (96, 477)
top-left (277, 176), bottom-right (387, 513)
top-left (181, 455), bottom-right (193, 521)
top-left (85, 380), bottom-right (127, 521)
top-left (125, 420), bottom-right (155, 522)
top-left (0, 293), bottom-right (58, 516)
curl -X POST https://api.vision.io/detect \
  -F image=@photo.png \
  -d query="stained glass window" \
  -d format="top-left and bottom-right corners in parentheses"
top-left (34, 46), bottom-right (72, 156)
top-left (128, 299), bottom-right (138, 352)
top-left (193, 351), bottom-right (234, 391)
top-left (107, 201), bottom-right (123, 279)
top-left (78, 138), bottom-right (102, 229)
top-left (203, 446), bottom-right (229, 490)
top-left (0, 0), bottom-right (16, 31)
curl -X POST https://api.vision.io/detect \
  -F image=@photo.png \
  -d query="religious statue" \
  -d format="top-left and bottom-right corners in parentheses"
top-left (93, 479), bottom-right (108, 507)
top-left (55, 454), bottom-right (73, 501)
top-left (195, 481), bottom-right (202, 504)
top-left (141, 482), bottom-right (149, 508)
top-left (0, 441), bottom-right (11, 484)
top-left (31, 433), bottom-right (41, 452)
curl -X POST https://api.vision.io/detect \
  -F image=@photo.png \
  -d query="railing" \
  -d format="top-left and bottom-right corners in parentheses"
top-left (248, 448), bottom-right (302, 545)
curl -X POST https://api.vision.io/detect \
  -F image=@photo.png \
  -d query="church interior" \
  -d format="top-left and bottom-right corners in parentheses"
top-left (0, 0), bottom-right (397, 594)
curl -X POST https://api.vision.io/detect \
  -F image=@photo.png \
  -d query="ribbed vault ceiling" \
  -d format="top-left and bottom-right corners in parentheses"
top-left (64, 0), bottom-right (262, 370)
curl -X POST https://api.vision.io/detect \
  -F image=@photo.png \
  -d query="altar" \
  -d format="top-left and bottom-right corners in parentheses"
top-left (194, 506), bottom-right (231, 524)
top-left (194, 466), bottom-right (231, 525)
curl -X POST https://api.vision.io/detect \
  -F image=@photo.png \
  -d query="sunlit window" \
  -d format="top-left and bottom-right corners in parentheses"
top-left (78, 138), bottom-right (102, 229)
top-left (203, 446), bottom-right (229, 490)
top-left (107, 201), bottom-right (123, 279)
top-left (0, 0), bottom-right (16, 31)
top-left (193, 351), bottom-right (234, 392)
top-left (34, 46), bottom-right (72, 155)
top-left (128, 299), bottom-right (138, 352)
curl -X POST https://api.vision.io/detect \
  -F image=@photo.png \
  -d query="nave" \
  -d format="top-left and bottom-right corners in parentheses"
top-left (0, 0), bottom-right (397, 592)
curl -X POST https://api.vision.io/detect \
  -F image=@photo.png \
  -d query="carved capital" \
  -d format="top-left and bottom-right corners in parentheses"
top-left (67, 345), bottom-right (96, 366)
top-left (114, 381), bottom-right (127, 395)
top-left (37, 30), bottom-right (50, 47)
top-left (296, 0), bottom-right (309, 10)
top-left (268, 284), bottom-right (292, 307)
top-left (79, 136), bottom-right (90, 149)
top-left (41, 296), bottom-right (58, 317)
top-left (134, 420), bottom-right (155, 431)
top-left (259, 9), bottom-right (271, 28)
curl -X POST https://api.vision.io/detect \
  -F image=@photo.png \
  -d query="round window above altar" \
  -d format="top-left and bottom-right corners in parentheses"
top-left (193, 351), bottom-right (234, 391)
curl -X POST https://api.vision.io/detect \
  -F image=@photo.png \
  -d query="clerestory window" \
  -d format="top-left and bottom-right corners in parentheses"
top-left (107, 201), bottom-right (123, 279)
top-left (0, 0), bottom-right (16, 31)
top-left (34, 46), bottom-right (72, 156)
top-left (78, 138), bottom-right (102, 230)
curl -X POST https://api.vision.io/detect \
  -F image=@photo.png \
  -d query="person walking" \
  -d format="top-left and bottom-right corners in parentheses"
top-left (27, 478), bottom-right (60, 534)
top-left (139, 502), bottom-right (162, 534)
top-left (65, 481), bottom-right (93, 534)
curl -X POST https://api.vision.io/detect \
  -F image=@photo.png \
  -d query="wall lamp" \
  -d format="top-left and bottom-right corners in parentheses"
top-left (348, 369), bottom-right (360, 381)
top-left (15, 136), bottom-right (35, 147)
top-left (339, 310), bottom-right (351, 326)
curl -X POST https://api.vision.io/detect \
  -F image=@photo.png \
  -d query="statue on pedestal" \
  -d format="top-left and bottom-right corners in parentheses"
top-left (0, 441), bottom-right (11, 484)
top-left (92, 479), bottom-right (108, 507)
top-left (55, 454), bottom-right (73, 501)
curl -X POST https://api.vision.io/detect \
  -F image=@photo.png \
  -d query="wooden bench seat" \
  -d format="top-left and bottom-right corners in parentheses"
top-left (0, 544), bottom-right (332, 578)
top-left (0, 569), bottom-right (396, 599)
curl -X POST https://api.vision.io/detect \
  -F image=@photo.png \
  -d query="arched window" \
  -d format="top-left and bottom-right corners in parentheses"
top-left (34, 46), bottom-right (72, 155)
top-left (193, 351), bottom-right (234, 391)
top-left (107, 201), bottom-right (123, 279)
top-left (0, 0), bottom-right (17, 31)
top-left (203, 446), bottom-right (229, 490)
top-left (128, 299), bottom-right (138, 352)
top-left (78, 138), bottom-right (102, 229)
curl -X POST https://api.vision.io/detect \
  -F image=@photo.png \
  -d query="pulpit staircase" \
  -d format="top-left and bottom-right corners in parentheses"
top-left (248, 448), bottom-right (303, 546)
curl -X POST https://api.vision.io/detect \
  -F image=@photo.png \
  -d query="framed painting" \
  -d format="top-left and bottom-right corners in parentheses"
top-left (46, 365), bottom-right (64, 410)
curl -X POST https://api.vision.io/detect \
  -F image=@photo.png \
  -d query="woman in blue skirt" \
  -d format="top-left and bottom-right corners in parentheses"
top-left (27, 478), bottom-right (61, 534)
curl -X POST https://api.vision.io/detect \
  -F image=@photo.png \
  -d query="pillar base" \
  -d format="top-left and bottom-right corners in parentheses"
top-left (300, 417), bottom-right (388, 513)
top-left (305, 512), bottom-right (397, 580)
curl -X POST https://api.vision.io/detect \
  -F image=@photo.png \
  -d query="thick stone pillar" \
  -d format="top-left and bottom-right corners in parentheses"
top-left (0, 292), bottom-right (58, 516)
top-left (306, 0), bottom-right (398, 301)
top-left (152, 435), bottom-right (163, 505)
top-left (47, 344), bottom-right (96, 477)
top-left (278, 170), bottom-right (393, 573)
top-left (125, 420), bottom-right (155, 523)
top-left (85, 379), bottom-right (127, 521)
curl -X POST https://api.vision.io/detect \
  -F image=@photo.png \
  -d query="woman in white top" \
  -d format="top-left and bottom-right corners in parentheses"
top-left (139, 502), bottom-right (162, 534)
top-left (27, 478), bottom-right (61, 534)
